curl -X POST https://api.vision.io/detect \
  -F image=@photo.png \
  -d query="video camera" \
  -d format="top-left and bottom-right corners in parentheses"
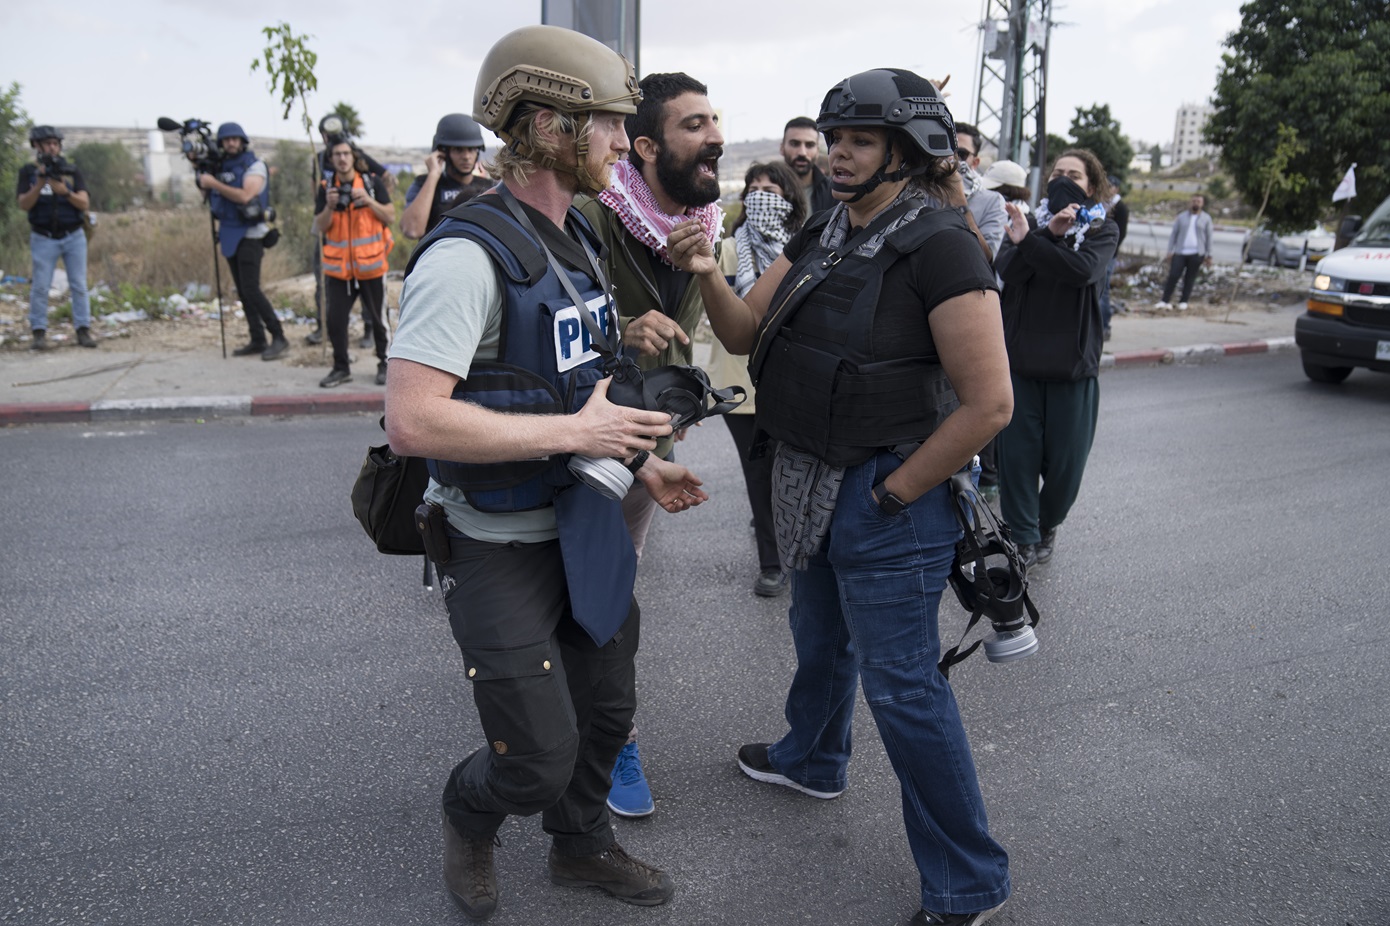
top-left (157, 116), bottom-right (223, 174)
top-left (36, 153), bottom-right (74, 178)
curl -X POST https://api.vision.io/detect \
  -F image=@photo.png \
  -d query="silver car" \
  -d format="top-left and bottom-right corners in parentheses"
top-left (1246, 225), bottom-right (1335, 268)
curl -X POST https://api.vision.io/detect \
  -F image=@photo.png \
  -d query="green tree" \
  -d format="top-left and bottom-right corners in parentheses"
top-left (328, 101), bottom-right (363, 137)
top-left (251, 22), bottom-right (319, 142)
top-left (0, 82), bottom-right (31, 274)
top-left (1068, 104), bottom-right (1135, 185)
top-left (70, 141), bottom-right (142, 212)
top-left (1149, 144), bottom-right (1163, 172)
top-left (267, 139), bottom-right (318, 279)
top-left (1208, 0), bottom-right (1390, 231)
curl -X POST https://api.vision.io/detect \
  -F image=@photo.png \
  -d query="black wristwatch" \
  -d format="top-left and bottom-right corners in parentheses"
top-left (625, 449), bottom-right (650, 474)
top-left (872, 480), bottom-right (907, 515)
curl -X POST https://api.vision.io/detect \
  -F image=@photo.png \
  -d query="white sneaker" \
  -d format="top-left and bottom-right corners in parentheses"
top-left (1155, 301), bottom-right (1171, 310)
top-left (1177, 302), bottom-right (1189, 311)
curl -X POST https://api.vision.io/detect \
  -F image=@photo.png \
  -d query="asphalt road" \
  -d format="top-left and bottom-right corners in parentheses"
top-left (3, 351), bottom-right (1389, 926)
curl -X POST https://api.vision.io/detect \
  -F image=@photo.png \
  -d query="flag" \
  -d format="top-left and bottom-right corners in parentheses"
top-left (1332, 163), bottom-right (1357, 202)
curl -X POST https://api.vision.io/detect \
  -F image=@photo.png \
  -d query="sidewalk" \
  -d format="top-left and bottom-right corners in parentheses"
top-left (0, 300), bottom-right (1305, 426)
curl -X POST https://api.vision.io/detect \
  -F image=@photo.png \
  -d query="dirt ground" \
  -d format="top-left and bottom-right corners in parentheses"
top-left (1, 258), bottom-right (1310, 356)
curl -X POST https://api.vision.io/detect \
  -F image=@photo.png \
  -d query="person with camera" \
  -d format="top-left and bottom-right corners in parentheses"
top-left (399, 114), bottom-right (494, 240)
top-left (16, 126), bottom-right (95, 350)
top-left (195, 123), bottom-right (288, 361)
top-left (385, 25), bottom-right (706, 919)
top-left (307, 113), bottom-right (393, 348)
top-left (312, 139), bottom-right (395, 388)
top-left (667, 69), bottom-right (1014, 926)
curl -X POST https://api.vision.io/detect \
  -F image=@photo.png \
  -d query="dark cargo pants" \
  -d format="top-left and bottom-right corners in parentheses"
top-left (438, 533), bottom-right (639, 857)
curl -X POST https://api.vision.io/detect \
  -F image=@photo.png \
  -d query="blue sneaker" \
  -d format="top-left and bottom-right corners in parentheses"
top-left (607, 741), bottom-right (654, 818)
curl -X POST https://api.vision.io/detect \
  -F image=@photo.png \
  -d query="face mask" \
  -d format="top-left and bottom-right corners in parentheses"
top-left (741, 189), bottom-right (793, 240)
top-left (1045, 175), bottom-right (1088, 214)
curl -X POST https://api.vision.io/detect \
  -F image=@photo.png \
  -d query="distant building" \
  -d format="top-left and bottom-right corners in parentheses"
top-left (1172, 104), bottom-right (1219, 165)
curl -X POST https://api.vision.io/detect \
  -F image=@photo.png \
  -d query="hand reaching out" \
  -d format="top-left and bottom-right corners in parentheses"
top-left (637, 455), bottom-right (708, 513)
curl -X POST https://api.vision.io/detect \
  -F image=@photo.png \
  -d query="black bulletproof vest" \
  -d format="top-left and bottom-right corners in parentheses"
top-left (753, 206), bottom-right (969, 467)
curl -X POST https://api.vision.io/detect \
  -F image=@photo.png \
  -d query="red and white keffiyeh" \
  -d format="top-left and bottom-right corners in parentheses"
top-left (598, 160), bottom-right (723, 266)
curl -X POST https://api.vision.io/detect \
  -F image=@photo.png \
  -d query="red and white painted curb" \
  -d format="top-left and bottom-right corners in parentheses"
top-left (1, 337), bottom-right (1299, 425)
top-left (1101, 336), bottom-right (1295, 369)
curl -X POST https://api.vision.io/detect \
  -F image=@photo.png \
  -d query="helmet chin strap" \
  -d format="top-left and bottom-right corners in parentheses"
top-left (830, 147), bottom-right (928, 203)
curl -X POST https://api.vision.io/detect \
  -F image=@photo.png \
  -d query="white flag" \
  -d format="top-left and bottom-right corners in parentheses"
top-left (1332, 163), bottom-right (1357, 202)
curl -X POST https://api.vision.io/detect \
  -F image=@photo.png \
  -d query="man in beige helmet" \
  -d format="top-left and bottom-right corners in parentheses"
top-left (385, 24), bottom-right (706, 920)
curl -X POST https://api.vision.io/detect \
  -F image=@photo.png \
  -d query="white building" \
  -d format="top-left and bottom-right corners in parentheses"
top-left (1172, 104), bottom-right (1219, 166)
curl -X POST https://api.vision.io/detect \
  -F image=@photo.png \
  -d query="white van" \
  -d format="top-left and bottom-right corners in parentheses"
top-left (1297, 194), bottom-right (1390, 382)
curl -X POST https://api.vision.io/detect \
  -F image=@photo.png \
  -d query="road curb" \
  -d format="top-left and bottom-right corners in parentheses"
top-left (1103, 335), bottom-right (1295, 370)
top-left (2, 339), bottom-right (1300, 426)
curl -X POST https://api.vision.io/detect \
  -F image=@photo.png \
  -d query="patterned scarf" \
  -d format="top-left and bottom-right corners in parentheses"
top-left (770, 187), bottom-right (932, 573)
top-left (1034, 197), bottom-right (1107, 252)
top-left (733, 190), bottom-right (792, 297)
top-left (598, 160), bottom-right (723, 266)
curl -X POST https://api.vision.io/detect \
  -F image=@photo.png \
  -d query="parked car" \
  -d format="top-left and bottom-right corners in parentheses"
top-left (1246, 225), bottom-right (1335, 268)
top-left (1295, 196), bottom-right (1390, 383)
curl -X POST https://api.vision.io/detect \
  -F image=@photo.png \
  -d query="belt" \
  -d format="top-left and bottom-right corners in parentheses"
top-left (32, 226), bottom-right (82, 239)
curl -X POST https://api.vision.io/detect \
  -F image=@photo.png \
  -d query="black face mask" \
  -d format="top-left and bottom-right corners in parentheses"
top-left (1046, 175), bottom-right (1089, 213)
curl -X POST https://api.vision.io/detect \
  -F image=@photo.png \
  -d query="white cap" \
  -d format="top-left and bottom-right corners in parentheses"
top-left (981, 159), bottom-right (1028, 190)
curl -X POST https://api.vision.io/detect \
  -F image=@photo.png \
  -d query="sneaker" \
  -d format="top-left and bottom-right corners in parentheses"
top-left (548, 842), bottom-right (674, 906)
top-left (304, 327), bottom-right (324, 346)
top-left (375, 361), bottom-right (388, 386)
top-left (319, 368), bottom-right (352, 388)
top-left (76, 326), bottom-right (98, 348)
top-left (261, 336), bottom-right (289, 361)
top-left (607, 741), bottom-right (654, 818)
top-left (441, 814), bottom-right (498, 920)
top-left (736, 743), bottom-right (843, 799)
top-left (1036, 527), bottom-right (1057, 565)
top-left (29, 329), bottom-right (51, 351)
top-left (910, 902), bottom-right (1004, 925)
top-left (1177, 301), bottom-right (1189, 311)
top-left (232, 341), bottom-right (268, 357)
top-left (359, 332), bottom-right (374, 350)
top-left (754, 568), bottom-right (787, 598)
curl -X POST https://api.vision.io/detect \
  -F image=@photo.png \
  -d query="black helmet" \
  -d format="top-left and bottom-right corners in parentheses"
top-left (432, 113), bottom-right (485, 150)
top-left (817, 69), bottom-right (955, 201)
top-left (29, 125), bottom-right (63, 146)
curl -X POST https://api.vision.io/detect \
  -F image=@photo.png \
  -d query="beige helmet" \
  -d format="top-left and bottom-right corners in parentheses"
top-left (474, 24), bottom-right (640, 192)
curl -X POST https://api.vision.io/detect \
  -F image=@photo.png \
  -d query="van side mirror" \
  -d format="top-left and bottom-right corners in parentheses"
top-left (1335, 214), bottom-right (1362, 250)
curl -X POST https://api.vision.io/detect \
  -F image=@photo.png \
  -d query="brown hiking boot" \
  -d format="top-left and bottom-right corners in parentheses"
top-left (442, 814), bottom-right (498, 920)
top-left (547, 842), bottom-right (674, 906)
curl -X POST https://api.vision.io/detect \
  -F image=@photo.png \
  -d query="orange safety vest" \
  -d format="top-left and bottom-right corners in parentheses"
top-left (321, 172), bottom-right (394, 280)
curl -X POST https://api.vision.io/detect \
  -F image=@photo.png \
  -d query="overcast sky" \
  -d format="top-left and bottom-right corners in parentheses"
top-left (4, 0), bottom-right (1244, 154)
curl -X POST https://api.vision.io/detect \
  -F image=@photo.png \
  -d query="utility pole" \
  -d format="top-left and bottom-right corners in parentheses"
top-left (972, 0), bottom-right (1053, 196)
top-left (541, 0), bottom-right (641, 75)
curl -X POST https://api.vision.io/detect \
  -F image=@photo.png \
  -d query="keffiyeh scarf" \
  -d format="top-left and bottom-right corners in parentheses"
top-left (1034, 197), bottom-right (1108, 251)
top-left (598, 160), bottom-right (723, 267)
top-left (733, 190), bottom-right (792, 297)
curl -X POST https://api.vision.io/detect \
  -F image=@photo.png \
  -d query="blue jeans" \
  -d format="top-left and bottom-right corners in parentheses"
top-left (766, 450), bottom-right (1010, 914)
top-left (29, 229), bottom-right (90, 330)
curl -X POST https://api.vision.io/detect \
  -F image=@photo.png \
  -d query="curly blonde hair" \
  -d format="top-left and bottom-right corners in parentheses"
top-left (488, 105), bottom-right (595, 186)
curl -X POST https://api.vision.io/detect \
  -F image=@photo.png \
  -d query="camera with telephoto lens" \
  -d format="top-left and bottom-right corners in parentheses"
top-left (37, 153), bottom-right (73, 177)
top-left (942, 471), bottom-right (1040, 673)
top-left (566, 358), bottom-right (746, 500)
top-left (157, 116), bottom-right (224, 175)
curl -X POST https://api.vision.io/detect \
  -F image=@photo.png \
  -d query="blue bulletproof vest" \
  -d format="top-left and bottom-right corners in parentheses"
top-left (403, 192), bottom-right (636, 647)
top-left (406, 195), bottom-right (617, 512)
top-left (209, 150), bottom-right (270, 257)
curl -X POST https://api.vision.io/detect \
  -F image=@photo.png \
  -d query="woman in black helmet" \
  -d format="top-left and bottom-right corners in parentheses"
top-left (669, 69), bottom-right (1013, 926)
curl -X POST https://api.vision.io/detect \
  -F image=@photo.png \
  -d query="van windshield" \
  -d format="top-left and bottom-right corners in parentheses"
top-left (1353, 196), bottom-right (1390, 246)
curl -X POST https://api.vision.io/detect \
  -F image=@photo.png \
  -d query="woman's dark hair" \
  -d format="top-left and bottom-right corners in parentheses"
top-left (733, 161), bottom-right (807, 233)
top-left (1052, 148), bottom-right (1112, 203)
top-left (888, 129), bottom-right (956, 203)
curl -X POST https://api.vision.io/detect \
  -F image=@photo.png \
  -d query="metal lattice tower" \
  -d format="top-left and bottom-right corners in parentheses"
top-left (971, 0), bottom-right (1053, 192)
